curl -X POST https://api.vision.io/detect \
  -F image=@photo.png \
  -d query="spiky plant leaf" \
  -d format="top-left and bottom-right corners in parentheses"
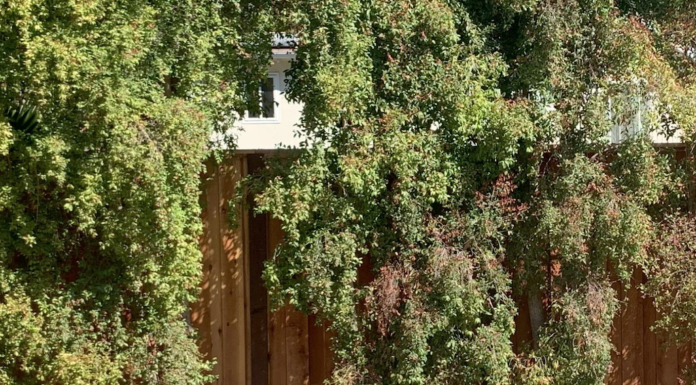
top-left (4, 105), bottom-right (39, 134)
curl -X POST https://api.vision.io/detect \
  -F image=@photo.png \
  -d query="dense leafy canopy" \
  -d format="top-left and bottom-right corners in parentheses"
top-left (2, 0), bottom-right (696, 384)
top-left (256, 1), bottom-right (696, 384)
top-left (0, 1), bottom-right (272, 383)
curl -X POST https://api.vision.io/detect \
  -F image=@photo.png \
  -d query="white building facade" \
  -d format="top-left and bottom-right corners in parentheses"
top-left (232, 47), bottom-right (305, 151)
top-left (232, 45), bottom-right (682, 150)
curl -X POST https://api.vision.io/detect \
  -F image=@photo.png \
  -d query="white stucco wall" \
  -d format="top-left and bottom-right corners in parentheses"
top-left (232, 57), bottom-right (306, 151)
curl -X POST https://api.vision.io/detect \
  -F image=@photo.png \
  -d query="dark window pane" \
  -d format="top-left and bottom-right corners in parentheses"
top-left (261, 77), bottom-right (274, 118)
top-left (247, 77), bottom-right (275, 119)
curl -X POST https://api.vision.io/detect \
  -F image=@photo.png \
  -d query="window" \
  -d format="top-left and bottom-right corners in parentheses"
top-left (609, 95), bottom-right (649, 144)
top-left (244, 73), bottom-right (280, 123)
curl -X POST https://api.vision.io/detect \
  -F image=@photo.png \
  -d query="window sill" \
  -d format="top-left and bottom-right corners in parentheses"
top-left (240, 119), bottom-right (281, 125)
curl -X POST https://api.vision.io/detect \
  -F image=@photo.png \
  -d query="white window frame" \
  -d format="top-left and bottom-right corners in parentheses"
top-left (243, 72), bottom-right (281, 124)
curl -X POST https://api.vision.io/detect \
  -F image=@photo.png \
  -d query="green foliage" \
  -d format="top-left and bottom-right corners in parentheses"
top-left (644, 216), bottom-right (696, 344)
top-left (254, 0), bottom-right (696, 384)
top-left (517, 283), bottom-right (618, 385)
top-left (0, 0), bottom-right (272, 383)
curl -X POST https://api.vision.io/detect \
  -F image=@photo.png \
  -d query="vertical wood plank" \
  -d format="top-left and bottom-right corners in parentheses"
top-left (323, 320), bottom-right (335, 380)
top-left (678, 342), bottom-right (691, 383)
top-left (194, 162), bottom-right (219, 383)
top-left (209, 163), bottom-right (225, 385)
top-left (247, 155), bottom-right (269, 385)
top-left (643, 273), bottom-right (658, 385)
top-left (219, 157), bottom-right (248, 385)
top-left (607, 264), bottom-right (622, 385)
top-left (268, 218), bottom-right (288, 385)
top-left (514, 293), bottom-right (533, 354)
top-left (243, 156), bottom-right (252, 385)
top-left (286, 309), bottom-right (310, 385)
top-left (267, 217), bottom-right (284, 257)
top-left (308, 315), bottom-right (327, 385)
top-left (270, 306), bottom-right (288, 385)
top-left (622, 268), bottom-right (644, 385)
top-left (249, 215), bottom-right (269, 385)
top-left (658, 336), bottom-right (679, 384)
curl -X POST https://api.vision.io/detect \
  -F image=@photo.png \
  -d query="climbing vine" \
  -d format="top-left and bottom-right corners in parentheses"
top-left (0, 1), bottom-right (273, 383)
top-left (257, 1), bottom-right (696, 384)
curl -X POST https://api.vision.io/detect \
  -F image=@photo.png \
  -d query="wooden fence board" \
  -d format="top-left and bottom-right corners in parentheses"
top-left (192, 163), bottom-right (217, 382)
top-left (248, 155), bottom-right (270, 385)
top-left (658, 337), bottom-right (679, 385)
top-left (622, 268), bottom-right (645, 385)
top-left (644, 293), bottom-right (658, 385)
top-left (513, 293), bottom-right (533, 354)
top-left (678, 343), bottom-right (691, 382)
top-left (196, 154), bottom-right (694, 385)
top-left (307, 315), bottom-right (323, 385)
top-left (219, 158), bottom-right (248, 385)
top-left (209, 163), bottom-right (225, 384)
top-left (308, 315), bottom-right (331, 385)
top-left (286, 309), bottom-right (310, 385)
top-left (269, 218), bottom-right (288, 385)
top-left (243, 157), bottom-right (253, 385)
top-left (270, 305), bottom-right (288, 385)
top-left (323, 321), bottom-right (334, 379)
top-left (607, 265), bottom-right (623, 385)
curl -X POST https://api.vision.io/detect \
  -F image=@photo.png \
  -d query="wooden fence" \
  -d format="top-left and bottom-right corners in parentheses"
top-left (192, 154), bottom-right (692, 385)
top-left (191, 155), bottom-right (333, 385)
top-left (513, 268), bottom-right (693, 385)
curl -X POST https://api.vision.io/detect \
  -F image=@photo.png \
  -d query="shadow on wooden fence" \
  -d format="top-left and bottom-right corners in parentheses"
top-left (192, 154), bottom-right (693, 385)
